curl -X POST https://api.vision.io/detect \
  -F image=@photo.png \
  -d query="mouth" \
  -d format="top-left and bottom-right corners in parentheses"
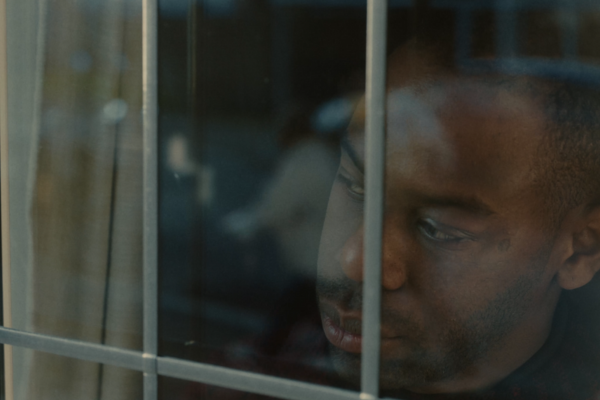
top-left (319, 300), bottom-right (405, 354)
top-left (322, 313), bottom-right (363, 353)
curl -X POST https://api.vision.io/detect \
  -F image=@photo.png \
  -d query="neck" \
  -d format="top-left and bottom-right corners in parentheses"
top-left (407, 293), bottom-right (561, 395)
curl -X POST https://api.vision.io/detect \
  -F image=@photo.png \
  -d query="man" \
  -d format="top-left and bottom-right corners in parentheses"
top-left (317, 43), bottom-right (600, 399)
top-left (186, 39), bottom-right (600, 400)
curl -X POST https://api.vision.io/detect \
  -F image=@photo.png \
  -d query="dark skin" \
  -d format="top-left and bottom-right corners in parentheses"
top-left (316, 79), bottom-right (600, 395)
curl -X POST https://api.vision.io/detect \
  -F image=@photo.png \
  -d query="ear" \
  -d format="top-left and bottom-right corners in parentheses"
top-left (557, 205), bottom-right (600, 290)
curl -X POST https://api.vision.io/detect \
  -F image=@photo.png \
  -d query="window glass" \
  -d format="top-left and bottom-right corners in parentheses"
top-left (5, 0), bottom-right (143, 347)
top-left (159, 376), bottom-right (286, 400)
top-left (4, 0), bottom-right (600, 400)
top-left (12, 349), bottom-right (142, 400)
top-left (159, 1), bottom-right (600, 400)
top-left (157, 0), bottom-right (381, 392)
top-left (156, 0), bottom-right (432, 395)
top-left (324, 2), bottom-right (600, 399)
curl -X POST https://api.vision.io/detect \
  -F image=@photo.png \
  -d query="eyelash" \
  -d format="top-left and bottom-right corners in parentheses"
top-left (336, 172), bottom-right (365, 200)
top-left (337, 173), bottom-right (471, 245)
top-left (417, 219), bottom-right (465, 243)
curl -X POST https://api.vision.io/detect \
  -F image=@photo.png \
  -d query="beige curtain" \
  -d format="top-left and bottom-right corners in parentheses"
top-left (6, 0), bottom-right (144, 398)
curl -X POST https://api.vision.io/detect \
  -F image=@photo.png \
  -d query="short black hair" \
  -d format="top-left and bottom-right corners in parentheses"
top-left (534, 82), bottom-right (600, 226)
top-left (387, 37), bottom-right (600, 229)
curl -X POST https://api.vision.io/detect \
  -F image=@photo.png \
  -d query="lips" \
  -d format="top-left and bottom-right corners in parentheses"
top-left (319, 300), bottom-right (408, 354)
top-left (322, 313), bottom-right (364, 353)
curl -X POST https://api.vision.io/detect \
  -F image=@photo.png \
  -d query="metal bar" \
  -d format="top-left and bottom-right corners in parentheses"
top-left (143, 0), bottom-right (158, 398)
top-left (143, 0), bottom-right (158, 359)
top-left (144, 372), bottom-right (158, 400)
top-left (270, 5), bottom-right (293, 110)
top-left (455, 9), bottom-right (472, 64)
top-left (0, 0), bottom-right (13, 398)
top-left (0, 326), bottom-right (144, 371)
top-left (157, 357), bottom-right (362, 400)
top-left (0, 326), bottom-right (369, 400)
top-left (495, 0), bottom-right (517, 58)
top-left (362, 0), bottom-right (388, 398)
top-left (560, 9), bottom-right (579, 59)
top-left (0, 0), bottom-right (11, 332)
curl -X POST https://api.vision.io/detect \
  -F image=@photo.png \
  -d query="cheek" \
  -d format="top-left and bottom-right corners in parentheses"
top-left (317, 184), bottom-right (362, 278)
top-left (412, 235), bottom-right (552, 323)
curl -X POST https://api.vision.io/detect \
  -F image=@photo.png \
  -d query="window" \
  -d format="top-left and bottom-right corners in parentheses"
top-left (2, 1), bottom-right (600, 399)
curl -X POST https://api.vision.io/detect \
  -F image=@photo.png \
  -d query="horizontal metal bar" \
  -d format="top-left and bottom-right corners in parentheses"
top-left (0, 327), bottom-right (380, 400)
top-left (432, 0), bottom-right (599, 9)
top-left (0, 326), bottom-right (144, 372)
top-left (158, 357), bottom-right (362, 400)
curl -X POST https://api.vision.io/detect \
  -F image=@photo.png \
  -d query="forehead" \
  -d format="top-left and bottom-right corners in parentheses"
top-left (348, 80), bottom-right (548, 207)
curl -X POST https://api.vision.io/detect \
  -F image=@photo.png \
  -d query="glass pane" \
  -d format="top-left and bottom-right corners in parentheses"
top-left (156, 0), bottom-right (421, 394)
top-left (158, 1), bottom-right (600, 399)
top-left (5, 0), bottom-right (143, 349)
top-left (157, 0), bottom-right (386, 391)
top-left (160, 375), bottom-right (285, 400)
top-left (337, 2), bottom-right (600, 399)
top-left (12, 348), bottom-right (142, 400)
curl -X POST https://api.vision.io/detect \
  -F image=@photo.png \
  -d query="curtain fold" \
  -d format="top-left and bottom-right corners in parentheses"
top-left (7, 0), bottom-right (144, 398)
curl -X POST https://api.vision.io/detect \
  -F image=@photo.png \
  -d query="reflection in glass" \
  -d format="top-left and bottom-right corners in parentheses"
top-left (6, 0), bottom-right (143, 398)
top-left (7, 0), bottom-right (144, 342)
top-left (157, 1), bottom-right (376, 395)
top-left (318, 2), bottom-right (600, 400)
top-left (160, 1), bottom-right (600, 400)
top-left (15, 350), bottom-right (141, 400)
top-left (160, 375), bottom-right (286, 400)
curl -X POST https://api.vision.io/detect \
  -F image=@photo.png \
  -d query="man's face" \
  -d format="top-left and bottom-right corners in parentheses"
top-left (316, 81), bottom-right (565, 394)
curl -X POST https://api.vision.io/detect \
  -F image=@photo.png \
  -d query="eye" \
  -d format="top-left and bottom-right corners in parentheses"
top-left (347, 181), bottom-right (365, 198)
top-left (336, 172), bottom-right (364, 200)
top-left (418, 219), bottom-right (464, 243)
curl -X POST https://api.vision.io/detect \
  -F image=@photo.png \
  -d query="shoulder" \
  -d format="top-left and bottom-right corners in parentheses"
top-left (494, 292), bottom-right (600, 400)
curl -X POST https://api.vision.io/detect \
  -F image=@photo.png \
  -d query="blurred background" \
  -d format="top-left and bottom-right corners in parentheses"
top-left (156, 1), bottom-right (416, 397)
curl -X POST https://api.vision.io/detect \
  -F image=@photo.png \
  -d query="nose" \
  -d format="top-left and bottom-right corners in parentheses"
top-left (339, 223), bottom-right (408, 291)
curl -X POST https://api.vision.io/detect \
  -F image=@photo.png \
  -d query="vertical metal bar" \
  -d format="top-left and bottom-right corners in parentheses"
top-left (455, 8), bottom-right (472, 65)
top-left (0, 0), bottom-right (13, 398)
top-left (143, 0), bottom-right (158, 398)
top-left (361, 0), bottom-right (387, 398)
top-left (561, 9), bottom-right (578, 60)
top-left (144, 371), bottom-right (158, 399)
top-left (187, 0), bottom-right (198, 114)
top-left (495, 0), bottom-right (517, 58)
top-left (271, 5), bottom-right (292, 110)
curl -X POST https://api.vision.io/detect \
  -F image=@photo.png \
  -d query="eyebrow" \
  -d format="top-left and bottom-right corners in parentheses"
top-left (341, 134), bottom-right (494, 217)
top-left (341, 134), bottom-right (365, 174)
top-left (413, 192), bottom-right (495, 216)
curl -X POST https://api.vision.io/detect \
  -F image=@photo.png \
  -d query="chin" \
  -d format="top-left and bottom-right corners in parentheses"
top-left (328, 343), bottom-right (464, 394)
top-left (328, 345), bottom-right (361, 388)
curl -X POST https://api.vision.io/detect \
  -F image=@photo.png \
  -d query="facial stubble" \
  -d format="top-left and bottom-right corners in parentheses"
top-left (321, 245), bottom-right (553, 394)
